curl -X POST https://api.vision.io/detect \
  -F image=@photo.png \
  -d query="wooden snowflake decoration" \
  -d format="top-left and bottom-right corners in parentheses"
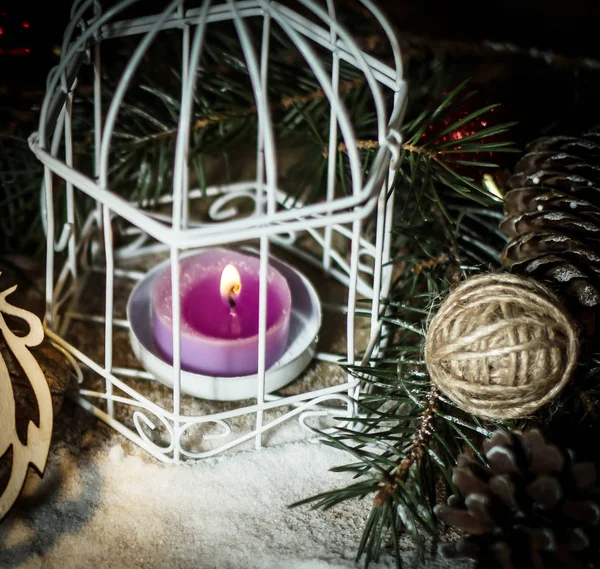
top-left (0, 277), bottom-right (52, 521)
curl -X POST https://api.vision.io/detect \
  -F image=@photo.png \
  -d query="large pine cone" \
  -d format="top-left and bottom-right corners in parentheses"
top-left (435, 429), bottom-right (600, 569)
top-left (500, 130), bottom-right (600, 331)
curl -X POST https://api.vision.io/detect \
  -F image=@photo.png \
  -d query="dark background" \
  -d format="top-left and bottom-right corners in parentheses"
top-left (2, 0), bottom-right (600, 155)
top-left (383, 0), bottom-right (600, 57)
top-left (3, 0), bottom-right (600, 86)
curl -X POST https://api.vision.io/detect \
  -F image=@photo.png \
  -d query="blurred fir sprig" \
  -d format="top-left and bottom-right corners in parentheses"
top-left (0, 109), bottom-right (44, 254)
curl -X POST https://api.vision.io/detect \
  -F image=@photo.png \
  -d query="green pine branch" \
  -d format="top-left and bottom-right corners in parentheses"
top-left (0, 118), bottom-right (44, 254)
top-left (292, 239), bottom-right (496, 567)
top-left (290, 81), bottom-right (521, 567)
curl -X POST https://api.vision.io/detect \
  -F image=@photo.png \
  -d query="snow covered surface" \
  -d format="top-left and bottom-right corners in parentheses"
top-left (0, 402), bottom-right (470, 569)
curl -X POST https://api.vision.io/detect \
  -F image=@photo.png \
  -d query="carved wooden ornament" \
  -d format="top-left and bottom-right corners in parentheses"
top-left (0, 280), bottom-right (52, 521)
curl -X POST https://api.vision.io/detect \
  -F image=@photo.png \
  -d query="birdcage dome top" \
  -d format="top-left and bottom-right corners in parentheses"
top-left (29, 0), bottom-right (407, 246)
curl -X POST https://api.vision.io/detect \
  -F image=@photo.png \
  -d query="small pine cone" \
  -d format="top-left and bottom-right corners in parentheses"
top-left (435, 429), bottom-right (600, 569)
top-left (500, 131), bottom-right (600, 332)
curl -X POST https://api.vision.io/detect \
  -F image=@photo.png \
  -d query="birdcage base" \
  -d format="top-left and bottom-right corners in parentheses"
top-left (46, 188), bottom-right (380, 463)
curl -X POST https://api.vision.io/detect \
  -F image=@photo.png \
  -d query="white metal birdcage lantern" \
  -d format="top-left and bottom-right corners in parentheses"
top-left (29, 0), bottom-right (407, 463)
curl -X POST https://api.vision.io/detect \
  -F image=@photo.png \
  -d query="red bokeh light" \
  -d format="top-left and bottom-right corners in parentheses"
top-left (0, 47), bottom-right (31, 56)
top-left (0, 27), bottom-right (3, 35)
top-left (22, 21), bottom-right (30, 28)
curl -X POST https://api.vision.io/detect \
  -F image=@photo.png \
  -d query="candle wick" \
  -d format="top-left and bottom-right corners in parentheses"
top-left (228, 289), bottom-right (236, 310)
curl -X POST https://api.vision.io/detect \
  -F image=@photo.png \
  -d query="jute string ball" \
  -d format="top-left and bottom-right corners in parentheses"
top-left (424, 273), bottom-right (580, 419)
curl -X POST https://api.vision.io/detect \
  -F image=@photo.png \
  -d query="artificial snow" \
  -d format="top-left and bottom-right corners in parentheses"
top-left (0, 403), bottom-right (470, 569)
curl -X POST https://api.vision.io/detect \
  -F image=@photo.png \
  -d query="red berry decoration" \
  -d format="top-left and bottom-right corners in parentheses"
top-left (421, 87), bottom-right (513, 180)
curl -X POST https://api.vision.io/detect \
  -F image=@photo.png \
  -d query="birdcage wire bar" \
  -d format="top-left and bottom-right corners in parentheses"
top-left (30, 0), bottom-right (407, 463)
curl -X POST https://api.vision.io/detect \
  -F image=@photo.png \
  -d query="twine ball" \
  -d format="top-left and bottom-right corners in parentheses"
top-left (424, 273), bottom-right (579, 419)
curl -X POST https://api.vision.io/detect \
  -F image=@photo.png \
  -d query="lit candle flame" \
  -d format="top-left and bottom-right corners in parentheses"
top-left (220, 264), bottom-right (241, 309)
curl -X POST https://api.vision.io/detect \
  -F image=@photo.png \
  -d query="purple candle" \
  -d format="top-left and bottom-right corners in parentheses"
top-left (152, 249), bottom-right (292, 377)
